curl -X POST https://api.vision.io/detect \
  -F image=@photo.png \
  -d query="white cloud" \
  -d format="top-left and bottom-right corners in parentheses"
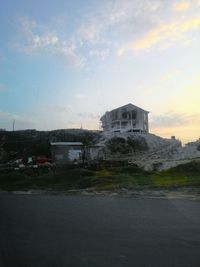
top-left (77, 112), bottom-right (100, 120)
top-left (172, 1), bottom-right (191, 12)
top-left (77, 22), bottom-right (103, 45)
top-left (118, 14), bottom-right (200, 54)
top-left (54, 105), bottom-right (70, 113)
top-left (74, 93), bottom-right (86, 99)
top-left (15, 1), bottom-right (165, 67)
top-left (150, 112), bottom-right (188, 128)
top-left (32, 33), bottom-right (59, 48)
top-left (16, 15), bottom-right (111, 68)
top-left (55, 41), bottom-right (86, 68)
top-left (17, 17), bottom-right (86, 68)
top-left (150, 111), bottom-right (200, 141)
top-left (18, 17), bottom-right (59, 50)
top-left (15, 1), bottom-right (200, 66)
top-left (89, 49), bottom-right (109, 60)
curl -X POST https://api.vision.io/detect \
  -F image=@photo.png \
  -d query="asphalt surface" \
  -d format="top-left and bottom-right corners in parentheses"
top-left (0, 193), bottom-right (200, 267)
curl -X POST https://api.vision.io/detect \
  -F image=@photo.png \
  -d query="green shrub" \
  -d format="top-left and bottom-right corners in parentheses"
top-left (106, 136), bottom-right (148, 155)
top-left (127, 136), bottom-right (148, 152)
top-left (106, 137), bottom-right (129, 154)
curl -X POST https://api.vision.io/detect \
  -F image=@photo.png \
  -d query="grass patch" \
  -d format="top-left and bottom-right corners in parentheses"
top-left (0, 171), bottom-right (33, 190)
top-left (93, 166), bottom-right (153, 190)
top-left (152, 161), bottom-right (200, 187)
top-left (0, 167), bottom-right (95, 191)
top-left (0, 161), bottom-right (200, 191)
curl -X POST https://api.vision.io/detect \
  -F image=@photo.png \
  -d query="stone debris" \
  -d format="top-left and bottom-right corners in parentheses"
top-left (90, 132), bottom-right (200, 171)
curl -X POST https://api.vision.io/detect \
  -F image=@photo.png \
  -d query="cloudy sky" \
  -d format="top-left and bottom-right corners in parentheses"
top-left (0, 0), bottom-right (200, 142)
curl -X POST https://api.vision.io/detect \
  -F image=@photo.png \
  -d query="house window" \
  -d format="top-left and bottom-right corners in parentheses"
top-left (122, 112), bottom-right (127, 119)
top-left (121, 121), bottom-right (128, 128)
top-left (121, 107), bottom-right (129, 119)
top-left (132, 111), bottom-right (137, 119)
top-left (112, 111), bottom-right (118, 120)
top-left (112, 122), bottom-right (120, 128)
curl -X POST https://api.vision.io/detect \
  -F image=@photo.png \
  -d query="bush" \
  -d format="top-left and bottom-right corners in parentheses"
top-left (106, 136), bottom-right (148, 154)
top-left (106, 137), bottom-right (129, 154)
top-left (127, 136), bottom-right (148, 152)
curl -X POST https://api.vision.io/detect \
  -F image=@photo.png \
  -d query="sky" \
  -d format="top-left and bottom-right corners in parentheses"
top-left (0, 0), bottom-right (200, 143)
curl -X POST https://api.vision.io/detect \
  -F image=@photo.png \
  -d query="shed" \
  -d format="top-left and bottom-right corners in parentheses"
top-left (51, 142), bottom-right (83, 164)
top-left (85, 145), bottom-right (106, 161)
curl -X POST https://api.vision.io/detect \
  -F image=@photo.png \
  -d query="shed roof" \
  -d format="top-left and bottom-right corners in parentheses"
top-left (51, 142), bottom-right (83, 146)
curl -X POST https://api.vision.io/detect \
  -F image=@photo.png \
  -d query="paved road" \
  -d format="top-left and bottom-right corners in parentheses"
top-left (0, 193), bottom-right (200, 267)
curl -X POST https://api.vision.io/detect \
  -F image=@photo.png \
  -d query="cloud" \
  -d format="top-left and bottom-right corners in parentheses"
top-left (150, 112), bottom-right (188, 128)
top-left (54, 105), bottom-right (70, 113)
top-left (150, 112), bottom-right (200, 131)
top-left (159, 72), bottom-right (173, 82)
top-left (16, 17), bottom-right (86, 68)
top-left (118, 14), bottom-right (200, 54)
top-left (16, 14), bottom-right (112, 68)
top-left (74, 93), bottom-right (86, 99)
top-left (149, 74), bottom-right (200, 141)
top-left (15, 2), bottom-right (200, 66)
top-left (160, 69), bottom-right (182, 81)
top-left (77, 112), bottom-right (100, 120)
top-left (172, 1), bottom-right (191, 12)
top-left (55, 41), bottom-right (86, 68)
top-left (32, 33), bottom-right (59, 48)
top-left (141, 70), bottom-right (182, 96)
top-left (18, 17), bottom-right (59, 51)
top-left (169, 74), bottom-right (200, 114)
top-left (14, 1), bottom-right (167, 67)
top-left (66, 121), bottom-right (83, 129)
top-left (150, 112), bottom-right (200, 142)
top-left (77, 21), bottom-right (103, 45)
top-left (89, 49), bottom-right (109, 60)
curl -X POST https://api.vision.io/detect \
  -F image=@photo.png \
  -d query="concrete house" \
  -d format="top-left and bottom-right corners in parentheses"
top-left (100, 103), bottom-right (149, 133)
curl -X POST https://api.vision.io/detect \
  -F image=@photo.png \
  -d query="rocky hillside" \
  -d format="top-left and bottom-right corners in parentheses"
top-left (91, 132), bottom-right (200, 171)
top-left (1, 129), bottom-right (200, 171)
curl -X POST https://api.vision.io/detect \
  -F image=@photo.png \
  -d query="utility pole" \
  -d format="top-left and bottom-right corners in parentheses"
top-left (13, 119), bottom-right (15, 131)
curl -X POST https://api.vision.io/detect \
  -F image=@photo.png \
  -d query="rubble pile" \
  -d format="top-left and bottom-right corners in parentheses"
top-left (92, 132), bottom-right (200, 171)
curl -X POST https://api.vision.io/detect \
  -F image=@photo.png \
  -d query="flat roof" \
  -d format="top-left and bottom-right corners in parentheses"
top-left (50, 142), bottom-right (83, 146)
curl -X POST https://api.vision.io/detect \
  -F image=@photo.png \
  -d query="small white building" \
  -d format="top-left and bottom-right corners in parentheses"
top-left (51, 142), bottom-right (83, 164)
top-left (100, 103), bottom-right (149, 133)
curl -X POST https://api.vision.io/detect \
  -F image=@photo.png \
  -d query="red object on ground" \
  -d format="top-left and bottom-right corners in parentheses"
top-left (36, 157), bottom-right (52, 164)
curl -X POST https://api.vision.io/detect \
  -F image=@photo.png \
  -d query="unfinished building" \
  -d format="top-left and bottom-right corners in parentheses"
top-left (100, 103), bottom-right (149, 133)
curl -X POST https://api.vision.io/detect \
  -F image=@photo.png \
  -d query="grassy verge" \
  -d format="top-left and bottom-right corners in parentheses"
top-left (153, 161), bottom-right (200, 187)
top-left (0, 167), bottom-right (95, 191)
top-left (0, 161), bottom-right (200, 191)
